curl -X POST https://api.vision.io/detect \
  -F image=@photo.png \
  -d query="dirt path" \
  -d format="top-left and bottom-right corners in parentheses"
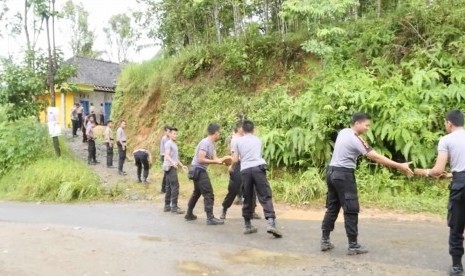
top-left (0, 130), bottom-right (449, 275)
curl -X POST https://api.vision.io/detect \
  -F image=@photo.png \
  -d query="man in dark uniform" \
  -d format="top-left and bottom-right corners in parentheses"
top-left (86, 116), bottom-right (97, 165)
top-left (133, 148), bottom-right (152, 183)
top-left (231, 120), bottom-right (282, 238)
top-left (159, 126), bottom-right (171, 193)
top-left (162, 127), bottom-right (187, 214)
top-left (414, 110), bottom-right (465, 276)
top-left (185, 123), bottom-right (228, 225)
top-left (321, 112), bottom-right (413, 255)
top-left (220, 122), bottom-right (260, 220)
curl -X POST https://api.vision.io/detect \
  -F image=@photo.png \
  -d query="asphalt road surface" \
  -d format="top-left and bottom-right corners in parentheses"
top-left (0, 201), bottom-right (450, 276)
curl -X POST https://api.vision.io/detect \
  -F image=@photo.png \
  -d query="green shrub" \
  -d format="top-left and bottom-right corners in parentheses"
top-left (0, 109), bottom-right (53, 176)
top-left (0, 156), bottom-right (102, 202)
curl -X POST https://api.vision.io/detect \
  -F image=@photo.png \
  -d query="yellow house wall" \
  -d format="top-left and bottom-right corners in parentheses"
top-left (39, 92), bottom-right (76, 128)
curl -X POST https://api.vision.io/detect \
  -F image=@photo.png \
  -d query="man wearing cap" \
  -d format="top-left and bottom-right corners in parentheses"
top-left (230, 119), bottom-right (282, 237)
top-left (185, 123), bottom-right (228, 225)
top-left (159, 126), bottom-right (171, 193)
top-left (163, 127), bottom-right (187, 214)
top-left (414, 110), bottom-right (465, 276)
top-left (321, 112), bottom-right (413, 255)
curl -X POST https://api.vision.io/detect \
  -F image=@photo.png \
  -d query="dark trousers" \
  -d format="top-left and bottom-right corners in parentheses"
top-left (87, 139), bottom-right (96, 163)
top-left (82, 125), bottom-right (87, 143)
top-left (160, 156), bottom-right (166, 192)
top-left (117, 142), bottom-right (126, 172)
top-left (134, 151), bottom-right (149, 180)
top-left (77, 113), bottom-right (83, 128)
top-left (241, 165), bottom-right (276, 220)
top-left (222, 162), bottom-right (242, 209)
top-left (321, 167), bottom-right (359, 242)
top-left (165, 167), bottom-right (180, 207)
top-left (106, 142), bottom-right (114, 166)
top-left (448, 174), bottom-right (465, 263)
top-left (100, 114), bottom-right (105, 125)
top-left (187, 169), bottom-right (215, 217)
top-left (71, 119), bottom-right (79, 136)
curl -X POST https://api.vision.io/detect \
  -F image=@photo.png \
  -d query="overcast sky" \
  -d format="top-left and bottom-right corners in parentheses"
top-left (0, 0), bottom-right (160, 63)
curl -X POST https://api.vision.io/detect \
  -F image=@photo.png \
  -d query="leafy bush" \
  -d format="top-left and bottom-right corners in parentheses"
top-left (0, 156), bottom-right (102, 202)
top-left (0, 107), bottom-right (53, 176)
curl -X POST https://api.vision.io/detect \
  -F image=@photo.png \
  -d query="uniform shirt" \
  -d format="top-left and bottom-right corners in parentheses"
top-left (234, 134), bottom-right (266, 171)
top-left (77, 106), bottom-right (83, 114)
top-left (70, 107), bottom-right (78, 120)
top-left (86, 121), bottom-right (94, 138)
top-left (329, 128), bottom-right (372, 169)
top-left (116, 127), bottom-right (126, 142)
top-left (438, 129), bottom-right (465, 172)
top-left (191, 137), bottom-right (216, 170)
top-left (230, 134), bottom-right (240, 155)
top-left (104, 127), bottom-right (113, 142)
top-left (160, 135), bottom-right (169, 156)
top-left (162, 140), bottom-right (180, 171)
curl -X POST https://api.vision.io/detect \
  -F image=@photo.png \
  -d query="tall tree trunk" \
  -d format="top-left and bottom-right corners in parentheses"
top-left (46, 0), bottom-right (60, 157)
top-left (377, 0), bottom-right (382, 17)
top-left (213, 1), bottom-right (221, 43)
top-left (264, 0), bottom-right (269, 34)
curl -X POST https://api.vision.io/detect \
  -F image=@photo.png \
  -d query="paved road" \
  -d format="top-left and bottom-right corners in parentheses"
top-left (0, 201), bottom-right (450, 275)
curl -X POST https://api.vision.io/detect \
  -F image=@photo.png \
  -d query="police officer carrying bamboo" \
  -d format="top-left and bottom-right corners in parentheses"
top-left (321, 112), bottom-right (413, 255)
top-left (414, 110), bottom-right (465, 276)
top-left (231, 119), bottom-right (282, 237)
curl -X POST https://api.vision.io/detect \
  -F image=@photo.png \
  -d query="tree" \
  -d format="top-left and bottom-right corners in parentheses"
top-left (61, 0), bottom-right (98, 58)
top-left (103, 13), bottom-right (136, 63)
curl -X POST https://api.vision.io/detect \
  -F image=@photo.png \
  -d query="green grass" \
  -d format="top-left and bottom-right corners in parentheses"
top-left (0, 155), bottom-right (102, 202)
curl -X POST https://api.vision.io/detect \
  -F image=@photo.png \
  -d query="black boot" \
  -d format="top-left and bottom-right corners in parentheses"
top-left (243, 218), bottom-right (258, 235)
top-left (450, 266), bottom-right (464, 276)
top-left (184, 209), bottom-right (197, 221)
top-left (206, 213), bottom-right (224, 225)
top-left (266, 218), bottom-right (282, 238)
top-left (220, 208), bottom-right (227, 220)
top-left (171, 206), bottom-right (185, 215)
top-left (321, 230), bottom-right (334, 251)
top-left (163, 205), bottom-right (171, 212)
top-left (347, 237), bottom-right (368, 255)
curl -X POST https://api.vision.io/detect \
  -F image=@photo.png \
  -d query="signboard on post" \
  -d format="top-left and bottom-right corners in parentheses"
top-left (47, 107), bottom-right (62, 137)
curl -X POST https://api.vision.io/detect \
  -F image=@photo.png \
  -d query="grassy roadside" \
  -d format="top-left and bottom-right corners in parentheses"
top-left (0, 138), bottom-right (103, 202)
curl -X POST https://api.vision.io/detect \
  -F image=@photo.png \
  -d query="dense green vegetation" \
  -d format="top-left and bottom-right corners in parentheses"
top-left (0, 107), bottom-right (103, 201)
top-left (112, 0), bottom-right (465, 215)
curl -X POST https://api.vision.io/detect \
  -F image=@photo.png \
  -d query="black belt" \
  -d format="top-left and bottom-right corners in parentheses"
top-left (452, 171), bottom-right (465, 179)
top-left (328, 166), bottom-right (354, 173)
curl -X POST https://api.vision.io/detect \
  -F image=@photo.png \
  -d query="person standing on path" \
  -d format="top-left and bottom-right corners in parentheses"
top-left (185, 123), bottom-right (228, 225)
top-left (99, 103), bottom-right (105, 125)
top-left (321, 112), bottom-right (413, 255)
top-left (70, 103), bottom-right (79, 137)
top-left (159, 126), bottom-right (171, 193)
top-left (230, 120), bottom-right (281, 237)
top-left (104, 120), bottom-right (114, 168)
top-left (90, 103), bottom-right (96, 116)
top-left (86, 116), bottom-right (98, 165)
top-left (133, 148), bottom-right (152, 184)
top-left (162, 127), bottom-right (187, 214)
top-left (82, 113), bottom-right (88, 143)
top-left (414, 110), bottom-right (465, 276)
top-left (220, 122), bottom-right (260, 220)
top-left (77, 103), bottom-right (83, 129)
top-left (116, 120), bottom-right (128, 176)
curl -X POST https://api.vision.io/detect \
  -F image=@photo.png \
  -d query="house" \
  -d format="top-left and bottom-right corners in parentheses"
top-left (39, 56), bottom-right (122, 128)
